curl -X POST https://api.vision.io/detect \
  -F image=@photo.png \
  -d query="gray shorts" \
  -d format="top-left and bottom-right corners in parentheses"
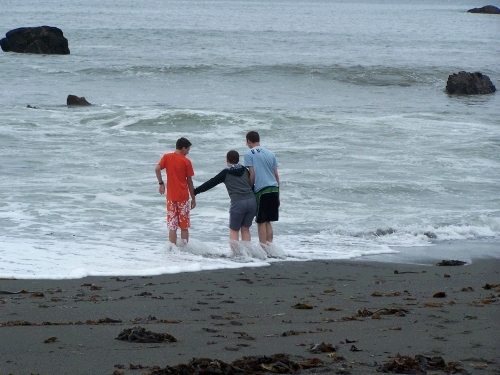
top-left (229, 197), bottom-right (257, 231)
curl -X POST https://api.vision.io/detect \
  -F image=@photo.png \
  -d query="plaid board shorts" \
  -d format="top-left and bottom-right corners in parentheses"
top-left (166, 200), bottom-right (190, 230)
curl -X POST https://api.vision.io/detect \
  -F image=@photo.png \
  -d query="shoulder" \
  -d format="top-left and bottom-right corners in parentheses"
top-left (263, 147), bottom-right (277, 158)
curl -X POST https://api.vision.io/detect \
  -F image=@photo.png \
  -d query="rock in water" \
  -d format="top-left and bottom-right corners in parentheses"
top-left (445, 71), bottom-right (496, 95)
top-left (0, 26), bottom-right (70, 54)
top-left (67, 95), bottom-right (91, 106)
top-left (467, 5), bottom-right (500, 14)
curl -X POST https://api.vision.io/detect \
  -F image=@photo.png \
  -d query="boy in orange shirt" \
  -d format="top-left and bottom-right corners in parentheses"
top-left (155, 137), bottom-right (196, 245)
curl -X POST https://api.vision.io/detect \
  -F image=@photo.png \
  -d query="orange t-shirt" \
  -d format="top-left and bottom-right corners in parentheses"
top-left (158, 152), bottom-right (194, 201)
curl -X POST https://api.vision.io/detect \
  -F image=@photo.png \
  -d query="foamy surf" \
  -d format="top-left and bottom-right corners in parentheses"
top-left (230, 240), bottom-right (268, 260)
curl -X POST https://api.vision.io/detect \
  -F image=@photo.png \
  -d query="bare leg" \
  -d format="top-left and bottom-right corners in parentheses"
top-left (257, 223), bottom-right (267, 245)
top-left (169, 229), bottom-right (177, 244)
top-left (265, 222), bottom-right (273, 243)
top-left (229, 229), bottom-right (240, 252)
top-left (229, 229), bottom-right (239, 241)
top-left (180, 229), bottom-right (189, 244)
top-left (240, 227), bottom-right (251, 241)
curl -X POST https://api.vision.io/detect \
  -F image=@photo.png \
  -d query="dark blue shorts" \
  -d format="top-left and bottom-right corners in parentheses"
top-left (229, 197), bottom-right (257, 231)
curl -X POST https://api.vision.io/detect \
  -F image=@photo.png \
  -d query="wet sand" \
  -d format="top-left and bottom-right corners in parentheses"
top-left (1, 257), bottom-right (499, 374)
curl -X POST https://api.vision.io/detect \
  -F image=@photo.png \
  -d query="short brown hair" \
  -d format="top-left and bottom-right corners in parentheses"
top-left (226, 150), bottom-right (239, 164)
top-left (246, 131), bottom-right (260, 143)
top-left (176, 137), bottom-right (192, 150)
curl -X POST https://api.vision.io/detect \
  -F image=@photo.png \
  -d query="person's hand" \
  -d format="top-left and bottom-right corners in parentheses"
top-left (159, 185), bottom-right (165, 195)
top-left (191, 198), bottom-right (196, 209)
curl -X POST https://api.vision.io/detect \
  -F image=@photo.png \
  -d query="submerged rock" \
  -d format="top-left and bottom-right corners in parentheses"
top-left (0, 26), bottom-right (70, 54)
top-left (467, 5), bottom-right (500, 14)
top-left (446, 71), bottom-right (496, 95)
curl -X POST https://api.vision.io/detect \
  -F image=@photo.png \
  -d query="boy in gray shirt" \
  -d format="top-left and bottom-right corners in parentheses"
top-left (194, 150), bottom-right (257, 249)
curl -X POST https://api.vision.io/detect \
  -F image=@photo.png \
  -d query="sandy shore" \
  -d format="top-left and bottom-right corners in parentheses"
top-left (1, 257), bottom-right (499, 375)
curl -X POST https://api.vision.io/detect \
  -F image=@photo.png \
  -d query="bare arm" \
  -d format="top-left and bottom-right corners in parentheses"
top-left (248, 166), bottom-right (255, 187)
top-left (155, 164), bottom-right (165, 195)
top-left (275, 167), bottom-right (280, 206)
top-left (187, 176), bottom-right (196, 209)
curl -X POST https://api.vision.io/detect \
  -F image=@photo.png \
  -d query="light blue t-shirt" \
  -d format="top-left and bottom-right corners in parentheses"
top-left (244, 146), bottom-right (279, 193)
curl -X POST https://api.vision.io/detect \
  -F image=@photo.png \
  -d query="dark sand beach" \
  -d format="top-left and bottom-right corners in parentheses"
top-left (1, 256), bottom-right (499, 375)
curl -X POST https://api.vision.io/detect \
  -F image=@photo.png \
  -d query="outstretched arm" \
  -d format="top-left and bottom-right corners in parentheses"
top-left (194, 170), bottom-right (227, 195)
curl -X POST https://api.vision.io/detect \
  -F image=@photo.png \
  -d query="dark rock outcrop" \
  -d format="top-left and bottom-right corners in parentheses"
top-left (445, 71), bottom-right (496, 95)
top-left (467, 5), bottom-right (500, 14)
top-left (0, 26), bottom-right (70, 54)
top-left (67, 95), bottom-right (91, 106)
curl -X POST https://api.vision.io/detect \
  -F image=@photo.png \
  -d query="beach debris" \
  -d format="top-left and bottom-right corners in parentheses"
top-left (43, 336), bottom-right (57, 343)
top-left (324, 307), bottom-right (343, 311)
top-left (145, 354), bottom-right (324, 375)
top-left (235, 332), bottom-right (255, 340)
top-left (129, 363), bottom-right (146, 369)
top-left (115, 326), bottom-right (177, 343)
top-left (323, 289), bottom-right (337, 293)
top-left (482, 283), bottom-right (500, 290)
top-left (292, 303), bottom-right (313, 309)
top-left (349, 307), bottom-right (408, 320)
top-left (433, 292), bottom-right (447, 298)
top-left (423, 302), bottom-right (443, 308)
top-left (0, 289), bottom-right (39, 295)
top-left (436, 260), bottom-right (466, 266)
top-left (281, 330), bottom-right (304, 337)
top-left (309, 342), bottom-right (337, 353)
top-left (377, 353), bottom-right (470, 373)
top-left (203, 327), bottom-right (218, 333)
top-left (80, 283), bottom-right (102, 290)
top-left (393, 270), bottom-right (419, 274)
top-left (385, 292), bottom-right (402, 297)
top-left (357, 308), bottom-right (374, 317)
top-left (90, 317), bottom-right (122, 324)
top-left (350, 345), bottom-right (362, 352)
top-left (0, 320), bottom-right (36, 327)
top-left (464, 315), bottom-right (477, 320)
top-left (340, 315), bottom-right (363, 322)
top-left (110, 277), bottom-right (127, 282)
top-left (328, 354), bottom-right (347, 364)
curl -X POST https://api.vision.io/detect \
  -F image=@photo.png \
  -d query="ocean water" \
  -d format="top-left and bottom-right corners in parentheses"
top-left (1, 0), bottom-right (499, 279)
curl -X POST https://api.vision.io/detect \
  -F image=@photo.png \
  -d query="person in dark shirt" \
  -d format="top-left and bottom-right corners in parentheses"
top-left (194, 150), bottom-right (257, 250)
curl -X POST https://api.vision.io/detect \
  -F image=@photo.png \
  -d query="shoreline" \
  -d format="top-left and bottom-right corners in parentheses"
top-left (1, 257), bottom-right (499, 374)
